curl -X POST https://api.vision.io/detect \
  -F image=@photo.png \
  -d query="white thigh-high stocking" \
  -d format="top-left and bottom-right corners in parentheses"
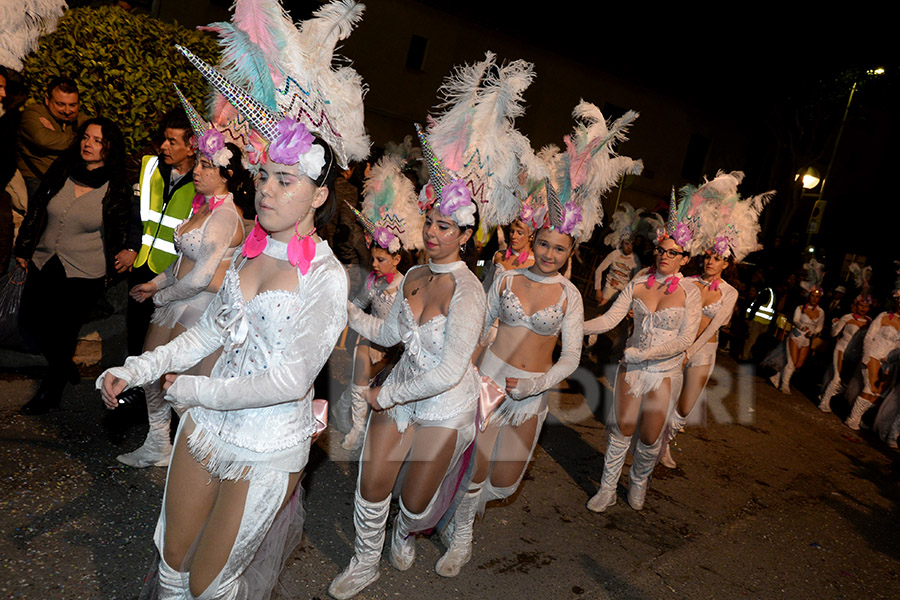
top-left (328, 491), bottom-right (391, 600)
top-left (118, 384), bottom-right (173, 468)
top-left (435, 482), bottom-right (484, 578)
top-left (587, 427), bottom-right (631, 513)
top-left (628, 436), bottom-right (663, 511)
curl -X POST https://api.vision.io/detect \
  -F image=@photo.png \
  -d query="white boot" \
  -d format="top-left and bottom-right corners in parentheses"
top-left (845, 396), bottom-right (873, 431)
top-left (435, 483), bottom-right (483, 577)
top-left (780, 363), bottom-right (795, 394)
top-left (328, 492), bottom-right (390, 600)
top-left (389, 498), bottom-right (418, 571)
top-left (628, 437), bottom-right (663, 511)
top-left (334, 384), bottom-right (365, 434)
top-left (769, 370), bottom-right (781, 389)
top-left (341, 385), bottom-right (369, 451)
top-left (659, 411), bottom-right (687, 469)
top-left (587, 428), bottom-right (631, 513)
top-left (818, 377), bottom-right (842, 412)
top-left (117, 386), bottom-right (172, 468)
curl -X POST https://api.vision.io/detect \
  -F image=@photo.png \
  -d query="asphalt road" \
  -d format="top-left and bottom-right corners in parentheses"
top-left (1, 323), bottom-right (898, 599)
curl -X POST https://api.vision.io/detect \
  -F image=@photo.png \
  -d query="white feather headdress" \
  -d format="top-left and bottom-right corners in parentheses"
top-left (800, 258), bottom-right (825, 294)
top-left (524, 101), bottom-right (643, 243)
top-left (422, 52), bottom-right (538, 228)
top-left (353, 154), bottom-right (424, 252)
top-left (604, 202), bottom-right (645, 249)
top-left (690, 170), bottom-right (774, 262)
top-left (179, 0), bottom-right (370, 169)
top-left (0, 0), bottom-right (66, 71)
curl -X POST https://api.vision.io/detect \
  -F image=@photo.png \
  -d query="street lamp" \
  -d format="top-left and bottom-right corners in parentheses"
top-left (795, 167), bottom-right (821, 190)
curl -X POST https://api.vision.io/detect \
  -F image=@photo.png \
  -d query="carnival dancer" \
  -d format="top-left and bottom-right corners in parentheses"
top-left (768, 259), bottom-right (825, 394)
top-left (329, 53), bottom-right (533, 599)
top-left (659, 171), bottom-right (772, 468)
top-left (116, 87), bottom-right (254, 468)
top-left (436, 101), bottom-right (641, 577)
top-left (583, 189), bottom-right (701, 512)
top-left (481, 216), bottom-right (535, 291)
top-left (845, 290), bottom-right (900, 430)
top-left (335, 154), bottom-right (423, 450)
top-left (98, 2), bottom-right (370, 597)
top-left (595, 202), bottom-right (644, 307)
top-left (818, 294), bottom-right (872, 412)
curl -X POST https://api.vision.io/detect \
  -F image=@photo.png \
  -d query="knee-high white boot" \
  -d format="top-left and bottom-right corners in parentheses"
top-left (628, 436), bottom-right (663, 511)
top-left (845, 396), bottom-right (873, 431)
top-left (118, 385), bottom-right (172, 468)
top-left (328, 492), bottom-right (390, 600)
top-left (587, 428), bottom-right (631, 513)
top-left (818, 376), bottom-right (843, 412)
top-left (435, 482), bottom-right (483, 578)
top-left (659, 411), bottom-right (687, 469)
top-left (341, 385), bottom-right (369, 451)
top-left (780, 354), bottom-right (796, 394)
top-left (389, 498), bottom-right (420, 571)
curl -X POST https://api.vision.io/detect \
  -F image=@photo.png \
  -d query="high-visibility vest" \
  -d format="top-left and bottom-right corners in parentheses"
top-left (134, 156), bottom-right (195, 273)
top-left (745, 287), bottom-right (775, 324)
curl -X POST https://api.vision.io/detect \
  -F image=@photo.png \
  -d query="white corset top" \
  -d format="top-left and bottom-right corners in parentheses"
top-left (499, 286), bottom-right (565, 336)
top-left (702, 296), bottom-right (724, 319)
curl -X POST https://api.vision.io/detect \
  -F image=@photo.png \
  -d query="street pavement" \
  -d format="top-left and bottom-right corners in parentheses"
top-left (1, 317), bottom-right (898, 599)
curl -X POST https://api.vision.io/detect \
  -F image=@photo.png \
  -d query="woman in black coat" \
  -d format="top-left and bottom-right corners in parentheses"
top-left (15, 116), bottom-right (133, 414)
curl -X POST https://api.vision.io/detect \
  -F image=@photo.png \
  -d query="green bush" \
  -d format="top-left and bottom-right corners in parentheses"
top-left (23, 6), bottom-right (220, 157)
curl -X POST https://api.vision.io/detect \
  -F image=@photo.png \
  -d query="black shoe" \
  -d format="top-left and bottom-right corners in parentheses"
top-left (19, 389), bottom-right (61, 416)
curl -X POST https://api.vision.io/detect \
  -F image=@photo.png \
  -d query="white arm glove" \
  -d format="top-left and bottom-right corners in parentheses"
top-left (627, 283), bottom-right (702, 363)
top-left (153, 207), bottom-right (240, 307)
top-left (511, 285), bottom-right (584, 399)
top-left (594, 252), bottom-right (614, 290)
top-left (151, 263), bottom-right (177, 291)
top-left (685, 284), bottom-right (738, 361)
top-left (347, 284), bottom-right (403, 348)
top-left (481, 270), bottom-right (504, 340)
top-left (832, 313), bottom-right (852, 337)
top-left (584, 278), bottom-right (635, 335)
top-left (351, 274), bottom-right (375, 311)
top-left (96, 293), bottom-right (226, 391)
top-left (377, 273), bottom-right (486, 409)
top-left (792, 305), bottom-right (804, 333)
top-left (167, 264), bottom-right (348, 410)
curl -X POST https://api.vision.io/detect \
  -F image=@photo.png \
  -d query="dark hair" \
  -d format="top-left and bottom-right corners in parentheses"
top-left (159, 107), bottom-right (192, 144)
top-left (214, 142), bottom-right (256, 220)
top-left (68, 117), bottom-right (126, 174)
top-left (311, 137), bottom-right (339, 231)
top-left (46, 76), bottom-right (78, 98)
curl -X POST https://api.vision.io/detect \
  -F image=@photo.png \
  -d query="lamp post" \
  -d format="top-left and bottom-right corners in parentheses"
top-left (805, 67), bottom-right (884, 245)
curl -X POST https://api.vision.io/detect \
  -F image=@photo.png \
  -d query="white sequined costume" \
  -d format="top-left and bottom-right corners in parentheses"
top-left (347, 261), bottom-right (485, 527)
top-left (584, 272), bottom-right (702, 398)
top-left (149, 194), bottom-right (243, 330)
top-left (684, 278), bottom-right (737, 369)
top-left (860, 312), bottom-right (900, 395)
top-left (475, 267), bottom-right (583, 510)
top-left (787, 304), bottom-right (824, 349)
top-left (98, 239), bottom-right (347, 599)
top-left (350, 272), bottom-right (404, 363)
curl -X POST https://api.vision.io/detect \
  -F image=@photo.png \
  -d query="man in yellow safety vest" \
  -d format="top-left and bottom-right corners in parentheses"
top-left (126, 110), bottom-right (196, 355)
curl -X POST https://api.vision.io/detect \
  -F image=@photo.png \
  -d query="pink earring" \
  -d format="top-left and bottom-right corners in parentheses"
top-left (287, 222), bottom-right (317, 275)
